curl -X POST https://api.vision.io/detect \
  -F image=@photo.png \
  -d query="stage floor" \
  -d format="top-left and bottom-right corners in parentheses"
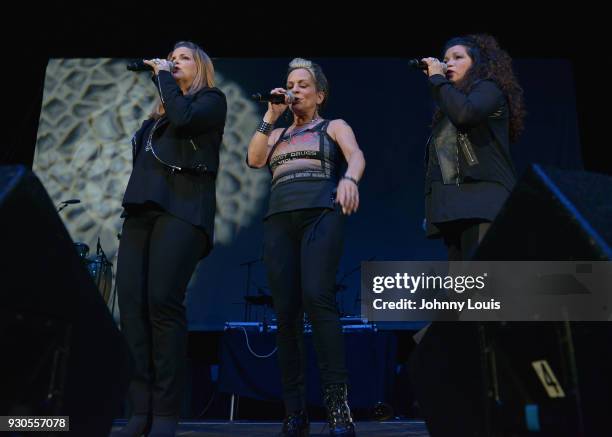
top-left (112, 419), bottom-right (429, 436)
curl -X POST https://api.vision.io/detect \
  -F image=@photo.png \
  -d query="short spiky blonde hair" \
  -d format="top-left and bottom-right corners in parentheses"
top-left (287, 57), bottom-right (329, 110)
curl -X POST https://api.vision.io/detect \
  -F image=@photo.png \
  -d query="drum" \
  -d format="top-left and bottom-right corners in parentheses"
top-left (74, 242), bottom-right (90, 259)
top-left (85, 255), bottom-right (113, 304)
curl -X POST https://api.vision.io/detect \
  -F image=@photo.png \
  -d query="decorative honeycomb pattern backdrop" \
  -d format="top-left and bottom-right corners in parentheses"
top-left (34, 58), bottom-right (269, 274)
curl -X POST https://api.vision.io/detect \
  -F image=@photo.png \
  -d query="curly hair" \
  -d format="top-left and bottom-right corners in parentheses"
top-left (434, 34), bottom-right (526, 142)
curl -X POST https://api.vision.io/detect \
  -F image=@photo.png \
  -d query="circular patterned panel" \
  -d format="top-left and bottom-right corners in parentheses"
top-left (34, 58), bottom-right (269, 289)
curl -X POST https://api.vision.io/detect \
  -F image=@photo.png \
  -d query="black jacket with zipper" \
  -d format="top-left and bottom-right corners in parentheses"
top-left (122, 70), bottom-right (227, 248)
top-left (424, 74), bottom-right (516, 194)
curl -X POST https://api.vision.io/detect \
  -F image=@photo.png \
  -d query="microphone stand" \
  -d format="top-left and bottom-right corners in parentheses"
top-left (56, 200), bottom-right (81, 213)
top-left (240, 256), bottom-right (263, 322)
top-left (56, 203), bottom-right (70, 213)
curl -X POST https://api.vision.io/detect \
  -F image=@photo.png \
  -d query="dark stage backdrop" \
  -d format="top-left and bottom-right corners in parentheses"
top-left (32, 58), bottom-right (581, 330)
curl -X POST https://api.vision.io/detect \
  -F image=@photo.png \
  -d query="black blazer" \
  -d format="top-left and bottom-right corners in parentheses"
top-left (123, 71), bottom-right (227, 247)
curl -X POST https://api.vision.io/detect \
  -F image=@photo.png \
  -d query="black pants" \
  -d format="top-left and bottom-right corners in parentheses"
top-left (438, 219), bottom-right (491, 261)
top-left (263, 206), bottom-right (348, 412)
top-left (116, 207), bottom-right (208, 416)
top-left (411, 219), bottom-right (493, 434)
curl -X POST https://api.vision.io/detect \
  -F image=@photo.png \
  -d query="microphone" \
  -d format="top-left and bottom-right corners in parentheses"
top-left (251, 91), bottom-right (295, 104)
top-left (127, 60), bottom-right (175, 72)
top-left (96, 236), bottom-right (110, 262)
top-left (408, 59), bottom-right (448, 73)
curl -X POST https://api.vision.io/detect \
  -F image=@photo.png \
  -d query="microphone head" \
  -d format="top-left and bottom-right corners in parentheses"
top-left (251, 92), bottom-right (295, 104)
top-left (126, 60), bottom-right (148, 71)
top-left (408, 59), bottom-right (424, 69)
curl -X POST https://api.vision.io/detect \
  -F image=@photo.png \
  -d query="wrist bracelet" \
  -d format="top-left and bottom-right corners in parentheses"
top-left (257, 120), bottom-right (274, 136)
top-left (342, 175), bottom-right (359, 186)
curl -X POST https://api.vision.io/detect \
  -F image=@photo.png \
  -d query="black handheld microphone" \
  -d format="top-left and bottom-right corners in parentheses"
top-left (408, 59), bottom-right (448, 73)
top-left (251, 91), bottom-right (295, 104)
top-left (127, 60), bottom-right (175, 72)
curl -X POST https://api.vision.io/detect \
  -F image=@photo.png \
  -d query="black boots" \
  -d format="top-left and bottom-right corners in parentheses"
top-left (280, 384), bottom-right (355, 437)
top-left (323, 384), bottom-right (355, 436)
top-left (280, 410), bottom-right (310, 437)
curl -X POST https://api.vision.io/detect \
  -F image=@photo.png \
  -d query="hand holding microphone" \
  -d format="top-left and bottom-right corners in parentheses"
top-left (251, 91), bottom-right (295, 104)
top-left (127, 59), bottom-right (175, 75)
top-left (258, 88), bottom-right (295, 124)
top-left (143, 58), bottom-right (174, 75)
top-left (408, 58), bottom-right (447, 77)
top-left (419, 58), bottom-right (447, 77)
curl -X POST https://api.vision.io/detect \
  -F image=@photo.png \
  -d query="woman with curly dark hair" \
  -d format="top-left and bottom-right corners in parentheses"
top-left (421, 34), bottom-right (526, 261)
top-left (410, 36), bottom-right (527, 437)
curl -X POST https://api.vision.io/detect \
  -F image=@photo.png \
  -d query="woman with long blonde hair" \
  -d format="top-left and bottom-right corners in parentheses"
top-left (113, 41), bottom-right (226, 437)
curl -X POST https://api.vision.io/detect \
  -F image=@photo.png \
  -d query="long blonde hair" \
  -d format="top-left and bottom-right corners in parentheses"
top-left (150, 41), bottom-right (215, 119)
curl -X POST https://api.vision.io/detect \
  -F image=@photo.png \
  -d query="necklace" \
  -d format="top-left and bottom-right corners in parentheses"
top-left (286, 116), bottom-right (321, 144)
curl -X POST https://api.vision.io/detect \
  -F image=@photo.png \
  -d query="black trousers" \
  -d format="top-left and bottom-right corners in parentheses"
top-left (411, 219), bottom-right (493, 435)
top-left (116, 207), bottom-right (208, 416)
top-left (263, 206), bottom-right (348, 412)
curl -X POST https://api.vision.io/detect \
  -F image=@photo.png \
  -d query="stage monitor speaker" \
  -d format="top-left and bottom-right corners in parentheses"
top-left (411, 165), bottom-right (612, 436)
top-left (474, 164), bottom-right (612, 261)
top-left (410, 321), bottom-right (611, 437)
top-left (0, 165), bottom-right (131, 437)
